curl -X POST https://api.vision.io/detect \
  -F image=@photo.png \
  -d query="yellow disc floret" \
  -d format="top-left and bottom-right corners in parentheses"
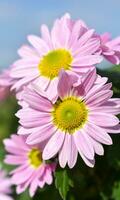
top-left (28, 148), bottom-right (43, 168)
top-left (52, 97), bottom-right (88, 134)
top-left (38, 49), bottom-right (73, 79)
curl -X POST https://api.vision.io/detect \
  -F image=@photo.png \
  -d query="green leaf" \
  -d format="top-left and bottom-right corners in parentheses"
top-left (112, 182), bottom-right (120, 200)
top-left (55, 169), bottom-right (73, 200)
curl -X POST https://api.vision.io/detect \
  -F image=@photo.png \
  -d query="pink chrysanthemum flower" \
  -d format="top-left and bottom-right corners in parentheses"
top-left (4, 135), bottom-right (56, 197)
top-left (0, 69), bottom-right (13, 101)
top-left (17, 69), bottom-right (120, 168)
top-left (0, 169), bottom-right (13, 200)
top-left (11, 13), bottom-right (102, 101)
top-left (100, 32), bottom-right (120, 64)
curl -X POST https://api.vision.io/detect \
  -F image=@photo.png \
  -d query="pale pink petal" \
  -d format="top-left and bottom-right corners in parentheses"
top-left (11, 66), bottom-right (38, 78)
top-left (29, 178), bottom-right (39, 197)
top-left (41, 24), bottom-right (53, 49)
top-left (74, 130), bottom-right (94, 160)
top-left (43, 130), bottom-right (65, 160)
top-left (18, 45), bottom-right (39, 58)
top-left (101, 32), bottom-right (111, 43)
top-left (45, 78), bottom-right (58, 103)
top-left (12, 167), bottom-right (34, 185)
top-left (86, 90), bottom-right (113, 106)
top-left (11, 75), bottom-right (38, 91)
top-left (104, 124), bottom-right (120, 134)
top-left (4, 155), bottom-right (27, 165)
top-left (89, 112), bottom-right (119, 127)
top-left (80, 68), bottom-right (96, 94)
top-left (73, 38), bottom-right (100, 56)
top-left (34, 76), bottom-right (51, 94)
top-left (68, 20), bottom-right (84, 48)
top-left (78, 29), bottom-right (95, 46)
top-left (90, 106), bottom-right (120, 115)
top-left (85, 83), bottom-right (110, 101)
top-left (58, 70), bottom-right (75, 99)
top-left (59, 134), bottom-right (69, 168)
top-left (44, 168), bottom-right (53, 185)
top-left (90, 138), bottom-right (104, 155)
top-left (72, 55), bottom-right (102, 66)
top-left (104, 55), bottom-right (120, 65)
top-left (3, 139), bottom-right (27, 155)
top-left (67, 135), bottom-right (78, 168)
top-left (23, 87), bottom-right (52, 112)
top-left (86, 123), bottom-right (113, 145)
top-left (0, 194), bottom-right (13, 200)
top-left (26, 123), bottom-right (57, 145)
top-left (78, 149), bottom-right (95, 168)
top-left (27, 35), bottom-right (49, 55)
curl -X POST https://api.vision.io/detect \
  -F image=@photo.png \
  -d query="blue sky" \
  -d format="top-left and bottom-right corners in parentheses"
top-left (0, 0), bottom-right (120, 69)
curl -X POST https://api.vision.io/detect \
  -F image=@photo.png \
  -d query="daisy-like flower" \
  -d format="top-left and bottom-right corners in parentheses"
top-left (0, 169), bottom-right (13, 200)
top-left (17, 69), bottom-right (120, 168)
top-left (0, 69), bottom-right (13, 101)
top-left (4, 135), bottom-right (56, 197)
top-left (100, 32), bottom-right (120, 64)
top-left (11, 13), bottom-right (102, 101)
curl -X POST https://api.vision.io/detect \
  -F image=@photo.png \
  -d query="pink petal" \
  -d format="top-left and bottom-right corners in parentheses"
top-left (43, 130), bottom-right (65, 160)
top-left (11, 66), bottom-right (38, 78)
top-left (78, 149), bottom-right (95, 168)
top-left (90, 106), bottom-right (120, 115)
top-left (18, 45), bottom-right (39, 58)
top-left (26, 123), bottom-right (57, 145)
top-left (86, 123), bottom-right (112, 145)
top-left (11, 75), bottom-right (38, 91)
top-left (59, 134), bottom-right (69, 168)
top-left (68, 20), bottom-right (84, 48)
top-left (4, 155), bottom-right (27, 165)
top-left (27, 35), bottom-right (49, 55)
top-left (44, 168), bottom-right (53, 185)
top-left (12, 167), bottom-right (34, 185)
top-left (59, 134), bottom-right (78, 168)
top-left (81, 68), bottom-right (96, 94)
top-left (67, 135), bottom-right (78, 168)
top-left (23, 87), bottom-right (52, 112)
top-left (104, 124), bottom-right (120, 134)
top-left (85, 90), bottom-right (113, 107)
top-left (73, 38), bottom-right (100, 56)
top-left (89, 112), bottom-right (119, 127)
top-left (72, 55), bottom-right (102, 66)
top-left (104, 55), bottom-right (120, 65)
top-left (78, 29), bottom-right (95, 46)
top-left (45, 78), bottom-right (58, 103)
top-left (58, 70), bottom-right (74, 99)
top-left (74, 130), bottom-right (94, 160)
top-left (41, 24), bottom-right (53, 49)
top-left (90, 138), bottom-right (104, 155)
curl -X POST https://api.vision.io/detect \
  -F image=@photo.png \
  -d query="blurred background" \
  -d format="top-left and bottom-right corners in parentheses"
top-left (0, 1), bottom-right (120, 200)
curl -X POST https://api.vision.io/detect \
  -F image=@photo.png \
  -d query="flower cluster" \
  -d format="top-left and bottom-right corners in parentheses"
top-left (0, 13), bottom-right (120, 197)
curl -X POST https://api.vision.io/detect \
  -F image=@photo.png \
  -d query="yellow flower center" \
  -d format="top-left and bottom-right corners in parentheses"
top-left (52, 97), bottom-right (88, 134)
top-left (38, 49), bottom-right (73, 79)
top-left (28, 148), bottom-right (43, 168)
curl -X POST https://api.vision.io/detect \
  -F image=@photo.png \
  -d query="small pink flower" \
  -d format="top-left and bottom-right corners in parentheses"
top-left (4, 135), bottom-right (56, 197)
top-left (11, 13), bottom-right (102, 101)
top-left (0, 69), bottom-right (14, 101)
top-left (100, 32), bottom-right (120, 64)
top-left (16, 69), bottom-right (120, 168)
top-left (0, 169), bottom-right (13, 200)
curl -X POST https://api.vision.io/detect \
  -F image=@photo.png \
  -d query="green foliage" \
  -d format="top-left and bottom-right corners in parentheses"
top-left (55, 168), bottom-right (73, 200)
top-left (112, 182), bottom-right (120, 200)
top-left (0, 65), bottom-right (120, 200)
